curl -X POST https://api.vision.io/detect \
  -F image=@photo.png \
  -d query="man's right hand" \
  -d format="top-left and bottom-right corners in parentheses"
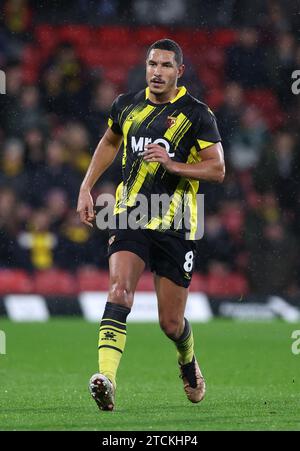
top-left (77, 188), bottom-right (95, 228)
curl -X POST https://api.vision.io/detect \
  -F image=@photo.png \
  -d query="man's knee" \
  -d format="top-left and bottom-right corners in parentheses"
top-left (159, 317), bottom-right (183, 341)
top-left (108, 281), bottom-right (134, 309)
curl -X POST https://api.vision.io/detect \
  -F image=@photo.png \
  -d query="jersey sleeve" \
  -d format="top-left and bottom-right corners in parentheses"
top-left (107, 95), bottom-right (123, 135)
top-left (194, 105), bottom-right (221, 151)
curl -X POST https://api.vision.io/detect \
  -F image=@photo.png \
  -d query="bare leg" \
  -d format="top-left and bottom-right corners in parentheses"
top-left (108, 250), bottom-right (146, 308)
top-left (154, 274), bottom-right (205, 403)
top-left (154, 274), bottom-right (188, 340)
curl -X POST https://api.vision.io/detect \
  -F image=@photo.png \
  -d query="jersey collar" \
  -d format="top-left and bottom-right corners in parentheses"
top-left (145, 86), bottom-right (187, 104)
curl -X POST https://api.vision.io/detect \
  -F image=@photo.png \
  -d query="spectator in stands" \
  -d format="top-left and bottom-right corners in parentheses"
top-left (263, 0), bottom-right (291, 35)
top-left (85, 79), bottom-right (118, 147)
top-left (221, 171), bottom-right (245, 202)
top-left (244, 191), bottom-right (281, 252)
top-left (23, 127), bottom-right (46, 173)
top-left (220, 200), bottom-right (245, 241)
top-left (0, 187), bottom-right (19, 228)
top-left (40, 42), bottom-right (87, 120)
top-left (61, 122), bottom-right (91, 175)
top-left (247, 221), bottom-right (298, 295)
top-left (41, 65), bottom-right (66, 118)
top-left (226, 27), bottom-right (268, 88)
top-left (18, 85), bottom-right (48, 134)
top-left (45, 188), bottom-right (69, 231)
top-left (216, 82), bottom-right (245, 151)
top-left (1, 84), bottom-right (47, 142)
top-left (3, 0), bottom-right (32, 36)
top-left (254, 131), bottom-right (300, 212)
top-left (228, 105), bottom-right (269, 171)
top-left (28, 139), bottom-right (80, 207)
top-left (55, 210), bottom-right (107, 270)
top-left (0, 187), bottom-right (21, 267)
top-left (0, 138), bottom-right (28, 200)
top-left (266, 32), bottom-right (296, 109)
top-left (16, 208), bottom-right (58, 270)
top-left (196, 213), bottom-right (237, 273)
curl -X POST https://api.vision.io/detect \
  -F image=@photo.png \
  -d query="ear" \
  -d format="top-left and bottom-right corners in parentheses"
top-left (177, 64), bottom-right (185, 79)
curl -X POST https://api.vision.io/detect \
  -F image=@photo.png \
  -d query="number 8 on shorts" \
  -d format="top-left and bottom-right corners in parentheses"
top-left (183, 251), bottom-right (194, 272)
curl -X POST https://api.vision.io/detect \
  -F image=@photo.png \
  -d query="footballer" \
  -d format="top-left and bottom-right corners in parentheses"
top-left (77, 39), bottom-right (225, 411)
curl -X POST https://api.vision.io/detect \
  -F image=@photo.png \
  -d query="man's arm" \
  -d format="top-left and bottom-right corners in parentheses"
top-left (143, 142), bottom-right (225, 183)
top-left (77, 128), bottom-right (123, 227)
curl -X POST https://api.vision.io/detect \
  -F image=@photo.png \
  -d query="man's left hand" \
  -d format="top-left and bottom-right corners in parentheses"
top-left (143, 144), bottom-right (175, 172)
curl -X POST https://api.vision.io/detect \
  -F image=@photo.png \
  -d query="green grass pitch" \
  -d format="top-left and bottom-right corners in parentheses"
top-left (0, 318), bottom-right (299, 431)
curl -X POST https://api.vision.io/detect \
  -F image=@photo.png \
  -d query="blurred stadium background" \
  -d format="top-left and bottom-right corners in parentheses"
top-left (1, 0), bottom-right (300, 316)
top-left (1, 0), bottom-right (300, 431)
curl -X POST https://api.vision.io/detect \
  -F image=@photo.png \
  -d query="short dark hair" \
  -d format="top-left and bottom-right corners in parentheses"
top-left (146, 39), bottom-right (183, 66)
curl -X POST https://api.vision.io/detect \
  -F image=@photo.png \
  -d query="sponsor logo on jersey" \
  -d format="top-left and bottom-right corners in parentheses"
top-left (131, 136), bottom-right (174, 157)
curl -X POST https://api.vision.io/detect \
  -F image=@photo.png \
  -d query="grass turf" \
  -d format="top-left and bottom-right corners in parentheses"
top-left (0, 318), bottom-right (299, 431)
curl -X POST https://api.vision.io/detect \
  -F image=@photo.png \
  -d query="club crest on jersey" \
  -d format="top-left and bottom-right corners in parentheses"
top-left (167, 116), bottom-right (177, 128)
top-left (109, 235), bottom-right (116, 246)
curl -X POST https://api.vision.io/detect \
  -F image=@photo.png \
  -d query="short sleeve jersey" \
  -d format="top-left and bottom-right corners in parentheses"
top-left (108, 86), bottom-right (221, 240)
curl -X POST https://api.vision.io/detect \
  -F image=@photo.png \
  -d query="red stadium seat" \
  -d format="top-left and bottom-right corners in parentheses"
top-left (190, 29), bottom-right (209, 48)
top-left (245, 89), bottom-right (284, 130)
top-left (79, 46), bottom-right (104, 66)
top-left (198, 67), bottom-right (223, 89)
top-left (212, 29), bottom-right (237, 48)
top-left (189, 273), bottom-right (207, 293)
top-left (104, 66), bottom-right (128, 86)
top-left (79, 46), bottom-right (140, 68)
top-left (22, 64), bottom-right (39, 84)
top-left (221, 204), bottom-right (245, 237)
top-left (22, 45), bottom-right (41, 67)
top-left (205, 48), bottom-right (225, 71)
top-left (135, 27), bottom-right (170, 46)
top-left (35, 24), bottom-right (58, 52)
top-left (171, 29), bottom-right (192, 51)
top-left (0, 270), bottom-right (33, 294)
top-left (21, 45), bottom-right (41, 83)
top-left (98, 27), bottom-right (132, 46)
top-left (206, 272), bottom-right (249, 297)
top-left (33, 270), bottom-right (77, 296)
top-left (77, 268), bottom-right (110, 291)
top-left (58, 25), bottom-right (93, 47)
top-left (116, 46), bottom-right (142, 66)
top-left (205, 88), bottom-right (225, 110)
top-left (136, 272), bottom-right (154, 291)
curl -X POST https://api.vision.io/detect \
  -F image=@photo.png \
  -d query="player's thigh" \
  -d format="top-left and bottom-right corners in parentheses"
top-left (109, 250), bottom-right (145, 294)
top-left (107, 228), bottom-right (148, 305)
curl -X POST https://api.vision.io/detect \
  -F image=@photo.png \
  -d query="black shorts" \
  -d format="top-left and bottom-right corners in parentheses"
top-left (107, 228), bottom-right (197, 288)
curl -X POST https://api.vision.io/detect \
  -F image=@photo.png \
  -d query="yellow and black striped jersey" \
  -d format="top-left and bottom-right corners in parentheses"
top-left (108, 86), bottom-right (221, 240)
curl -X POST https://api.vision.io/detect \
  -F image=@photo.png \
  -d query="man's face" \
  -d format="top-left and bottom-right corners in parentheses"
top-left (146, 49), bottom-right (184, 96)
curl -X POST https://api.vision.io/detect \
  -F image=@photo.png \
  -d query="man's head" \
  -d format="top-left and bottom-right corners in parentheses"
top-left (146, 39), bottom-right (184, 97)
